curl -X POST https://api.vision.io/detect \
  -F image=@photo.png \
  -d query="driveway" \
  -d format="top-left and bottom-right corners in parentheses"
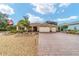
top-left (38, 32), bottom-right (79, 56)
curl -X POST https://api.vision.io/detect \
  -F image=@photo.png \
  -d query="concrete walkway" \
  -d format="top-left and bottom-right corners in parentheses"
top-left (38, 32), bottom-right (79, 56)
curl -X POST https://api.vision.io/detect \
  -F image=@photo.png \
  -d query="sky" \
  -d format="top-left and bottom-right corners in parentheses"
top-left (0, 3), bottom-right (79, 25)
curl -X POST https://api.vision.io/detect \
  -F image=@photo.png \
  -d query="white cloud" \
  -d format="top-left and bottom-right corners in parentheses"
top-left (32, 3), bottom-right (56, 14)
top-left (69, 16), bottom-right (78, 19)
top-left (0, 4), bottom-right (14, 15)
top-left (59, 3), bottom-right (71, 7)
top-left (57, 3), bottom-right (71, 14)
top-left (57, 16), bottom-right (78, 21)
top-left (27, 13), bottom-right (44, 23)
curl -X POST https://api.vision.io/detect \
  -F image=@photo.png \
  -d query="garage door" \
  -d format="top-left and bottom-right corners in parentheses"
top-left (51, 27), bottom-right (56, 32)
top-left (39, 27), bottom-right (50, 32)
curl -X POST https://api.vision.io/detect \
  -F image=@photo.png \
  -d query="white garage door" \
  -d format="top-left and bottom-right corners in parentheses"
top-left (39, 27), bottom-right (50, 32)
top-left (51, 27), bottom-right (56, 32)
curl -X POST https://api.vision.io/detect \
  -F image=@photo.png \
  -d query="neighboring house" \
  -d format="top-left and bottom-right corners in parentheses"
top-left (68, 24), bottom-right (79, 30)
top-left (30, 23), bottom-right (58, 32)
top-left (68, 22), bottom-right (79, 30)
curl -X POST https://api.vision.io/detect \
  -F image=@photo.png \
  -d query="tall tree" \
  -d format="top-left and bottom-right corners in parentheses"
top-left (61, 24), bottom-right (68, 31)
top-left (0, 12), bottom-right (8, 30)
top-left (17, 16), bottom-right (30, 31)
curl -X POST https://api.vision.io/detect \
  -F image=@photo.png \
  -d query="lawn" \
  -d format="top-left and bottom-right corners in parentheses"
top-left (0, 32), bottom-right (38, 56)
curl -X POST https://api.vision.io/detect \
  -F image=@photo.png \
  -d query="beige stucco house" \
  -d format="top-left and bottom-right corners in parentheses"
top-left (30, 23), bottom-right (58, 32)
top-left (16, 23), bottom-right (58, 32)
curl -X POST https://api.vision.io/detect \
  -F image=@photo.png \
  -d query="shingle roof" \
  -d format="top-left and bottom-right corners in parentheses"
top-left (30, 23), bottom-right (57, 27)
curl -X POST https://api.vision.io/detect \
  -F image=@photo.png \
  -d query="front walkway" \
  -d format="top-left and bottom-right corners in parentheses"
top-left (38, 32), bottom-right (79, 56)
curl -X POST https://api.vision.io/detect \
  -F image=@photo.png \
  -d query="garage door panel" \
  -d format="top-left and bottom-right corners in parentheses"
top-left (39, 27), bottom-right (50, 32)
top-left (51, 27), bottom-right (56, 32)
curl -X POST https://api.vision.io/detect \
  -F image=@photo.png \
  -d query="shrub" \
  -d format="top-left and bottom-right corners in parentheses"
top-left (7, 25), bottom-right (16, 31)
top-left (0, 29), bottom-right (7, 31)
top-left (10, 29), bottom-right (17, 33)
top-left (67, 30), bottom-right (77, 34)
top-left (17, 30), bottom-right (26, 33)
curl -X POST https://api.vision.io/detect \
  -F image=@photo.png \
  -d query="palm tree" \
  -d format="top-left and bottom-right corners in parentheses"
top-left (16, 16), bottom-right (30, 31)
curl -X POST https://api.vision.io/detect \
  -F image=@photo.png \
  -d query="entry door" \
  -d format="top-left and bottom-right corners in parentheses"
top-left (33, 26), bottom-right (37, 32)
top-left (39, 27), bottom-right (50, 32)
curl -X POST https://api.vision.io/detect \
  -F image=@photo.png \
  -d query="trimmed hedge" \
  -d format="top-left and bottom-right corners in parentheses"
top-left (67, 30), bottom-right (78, 34)
top-left (10, 30), bottom-right (17, 33)
top-left (0, 29), bottom-right (7, 31)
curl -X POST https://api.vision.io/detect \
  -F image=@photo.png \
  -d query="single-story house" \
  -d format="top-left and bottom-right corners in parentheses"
top-left (30, 23), bottom-right (58, 32)
top-left (63, 22), bottom-right (79, 30)
top-left (68, 24), bottom-right (79, 30)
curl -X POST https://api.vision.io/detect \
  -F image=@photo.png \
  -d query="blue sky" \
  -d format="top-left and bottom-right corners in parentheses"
top-left (0, 3), bottom-right (79, 25)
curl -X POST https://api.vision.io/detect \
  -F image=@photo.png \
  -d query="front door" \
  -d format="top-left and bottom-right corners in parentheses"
top-left (33, 26), bottom-right (37, 32)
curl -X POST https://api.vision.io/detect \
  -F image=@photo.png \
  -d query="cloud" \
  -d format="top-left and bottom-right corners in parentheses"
top-left (59, 3), bottom-right (71, 7)
top-left (57, 3), bottom-right (71, 13)
top-left (27, 13), bottom-right (44, 23)
top-left (32, 3), bottom-right (71, 14)
top-left (0, 4), bottom-right (14, 15)
top-left (32, 3), bottom-right (56, 14)
top-left (69, 16), bottom-right (78, 19)
top-left (57, 16), bottom-right (78, 21)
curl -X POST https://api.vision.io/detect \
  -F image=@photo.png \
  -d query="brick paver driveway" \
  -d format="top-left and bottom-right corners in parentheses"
top-left (38, 32), bottom-right (79, 56)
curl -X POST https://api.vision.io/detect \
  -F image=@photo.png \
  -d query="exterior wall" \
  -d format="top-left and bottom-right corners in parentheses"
top-left (37, 26), bottom-right (39, 32)
top-left (16, 26), bottom-right (19, 31)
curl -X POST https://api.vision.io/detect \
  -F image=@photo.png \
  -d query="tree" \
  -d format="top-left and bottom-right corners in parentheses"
top-left (0, 12), bottom-right (8, 30)
top-left (17, 18), bottom-right (29, 27)
top-left (17, 16), bottom-right (30, 31)
top-left (61, 24), bottom-right (68, 31)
